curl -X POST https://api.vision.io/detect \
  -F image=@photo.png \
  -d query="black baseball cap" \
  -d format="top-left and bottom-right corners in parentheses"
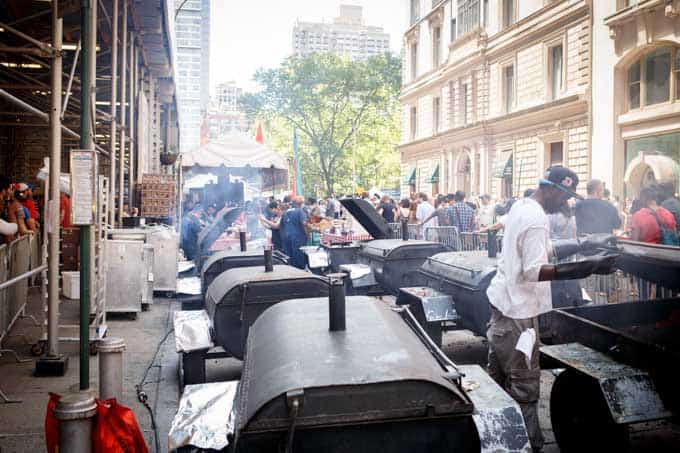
top-left (539, 165), bottom-right (583, 200)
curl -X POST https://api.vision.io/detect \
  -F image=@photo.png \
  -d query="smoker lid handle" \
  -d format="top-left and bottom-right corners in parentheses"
top-left (398, 306), bottom-right (463, 383)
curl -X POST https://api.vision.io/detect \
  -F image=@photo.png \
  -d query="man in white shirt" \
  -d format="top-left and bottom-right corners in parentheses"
top-left (478, 194), bottom-right (495, 229)
top-left (486, 166), bottom-right (617, 451)
top-left (415, 192), bottom-right (436, 234)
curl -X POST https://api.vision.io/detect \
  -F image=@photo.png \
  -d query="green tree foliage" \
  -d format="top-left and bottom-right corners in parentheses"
top-left (241, 52), bottom-right (402, 196)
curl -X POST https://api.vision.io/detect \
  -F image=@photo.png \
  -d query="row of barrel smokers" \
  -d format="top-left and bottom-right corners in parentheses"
top-left (174, 198), bottom-right (680, 452)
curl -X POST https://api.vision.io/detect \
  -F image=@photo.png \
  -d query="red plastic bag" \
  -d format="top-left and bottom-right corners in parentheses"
top-left (93, 398), bottom-right (148, 453)
top-left (45, 393), bottom-right (61, 453)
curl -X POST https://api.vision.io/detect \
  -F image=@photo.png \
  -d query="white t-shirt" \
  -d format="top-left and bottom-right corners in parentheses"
top-left (416, 201), bottom-right (437, 227)
top-left (0, 218), bottom-right (18, 236)
top-left (479, 203), bottom-right (495, 228)
top-left (486, 197), bottom-right (552, 319)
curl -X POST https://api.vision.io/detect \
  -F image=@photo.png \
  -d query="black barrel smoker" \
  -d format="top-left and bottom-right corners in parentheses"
top-left (333, 198), bottom-right (448, 294)
top-left (417, 250), bottom-right (497, 337)
top-left (205, 264), bottom-right (329, 360)
top-left (182, 264), bottom-right (329, 385)
top-left (230, 294), bottom-right (531, 452)
top-left (201, 248), bottom-right (288, 293)
top-left (538, 240), bottom-right (680, 452)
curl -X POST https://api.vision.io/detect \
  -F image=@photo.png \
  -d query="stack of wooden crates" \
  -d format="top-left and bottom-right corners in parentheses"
top-left (140, 174), bottom-right (176, 219)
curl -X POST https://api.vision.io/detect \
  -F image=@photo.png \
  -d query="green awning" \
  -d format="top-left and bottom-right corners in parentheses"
top-left (404, 168), bottom-right (416, 185)
top-left (430, 164), bottom-right (440, 184)
top-left (493, 155), bottom-right (513, 178)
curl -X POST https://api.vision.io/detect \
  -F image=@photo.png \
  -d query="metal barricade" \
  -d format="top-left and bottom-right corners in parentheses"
top-left (581, 271), bottom-right (675, 305)
top-left (387, 222), bottom-right (419, 240)
top-left (0, 244), bottom-right (7, 345)
top-left (424, 226), bottom-right (460, 249)
top-left (8, 237), bottom-right (30, 330)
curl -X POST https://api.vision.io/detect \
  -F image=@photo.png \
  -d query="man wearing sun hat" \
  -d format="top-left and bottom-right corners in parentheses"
top-left (485, 165), bottom-right (618, 451)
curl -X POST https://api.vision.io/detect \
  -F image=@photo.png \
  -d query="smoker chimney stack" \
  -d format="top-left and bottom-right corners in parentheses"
top-left (328, 274), bottom-right (347, 332)
top-left (264, 246), bottom-right (274, 272)
top-left (487, 230), bottom-right (498, 258)
top-left (239, 228), bottom-right (247, 252)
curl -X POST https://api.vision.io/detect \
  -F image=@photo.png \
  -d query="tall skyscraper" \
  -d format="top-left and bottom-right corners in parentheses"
top-left (293, 5), bottom-right (390, 61)
top-left (175, 0), bottom-right (210, 152)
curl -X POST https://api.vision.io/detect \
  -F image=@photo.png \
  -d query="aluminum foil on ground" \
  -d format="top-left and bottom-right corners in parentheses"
top-left (168, 381), bottom-right (238, 451)
top-left (176, 276), bottom-right (201, 295)
top-left (339, 263), bottom-right (377, 287)
top-left (173, 310), bottom-right (214, 353)
top-left (177, 260), bottom-right (196, 274)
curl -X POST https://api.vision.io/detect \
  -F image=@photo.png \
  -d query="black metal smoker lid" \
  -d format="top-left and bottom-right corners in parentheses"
top-left (339, 198), bottom-right (392, 239)
top-left (237, 296), bottom-right (472, 432)
top-left (420, 251), bottom-right (498, 287)
top-left (205, 265), bottom-right (328, 305)
top-left (201, 248), bottom-right (268, 275)
top-left (615, 240), bottom-right (680, 290)
top-left (196, 207), bottom-right (243, 254)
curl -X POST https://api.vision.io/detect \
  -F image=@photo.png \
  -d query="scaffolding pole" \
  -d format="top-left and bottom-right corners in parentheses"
top-left (47, 0), bottom-right (63, 359)
top-left (79, 0), bottom-right (96, 391)
top-left (128, 33), bottom-right (135, 208)
top-left (109, 0), bottom-right (118, 226)
top-left (0, 88), bottom-right (109, 157)
top-left (118, 0), bottom-right (127, 222)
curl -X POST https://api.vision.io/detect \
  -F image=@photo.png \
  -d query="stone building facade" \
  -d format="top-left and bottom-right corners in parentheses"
top-left (400, 0), bottom-right (592, 199)
top-left (592, 0), bottom-right (680, 197)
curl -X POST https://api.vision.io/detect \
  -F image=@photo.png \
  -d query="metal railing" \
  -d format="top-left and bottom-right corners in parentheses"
top-left (387, 222), bottom-right (420, 240)
top-left (1, 235), bottom-right (44, 403)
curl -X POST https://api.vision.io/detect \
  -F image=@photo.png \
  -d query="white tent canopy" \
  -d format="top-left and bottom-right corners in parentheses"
top-left (181, 134), bottom-right (288, 170)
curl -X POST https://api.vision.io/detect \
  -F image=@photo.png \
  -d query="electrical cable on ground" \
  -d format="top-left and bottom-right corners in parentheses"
top-left (135, 303), bottom-right (175, 453)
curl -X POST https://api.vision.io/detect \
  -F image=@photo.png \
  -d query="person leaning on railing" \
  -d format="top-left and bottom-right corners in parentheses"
top-left (0, 175), bottom-right (19, 242)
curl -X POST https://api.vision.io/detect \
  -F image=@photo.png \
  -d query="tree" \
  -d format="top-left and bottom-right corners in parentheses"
top-left (241, 52), bottom-right (401, 196)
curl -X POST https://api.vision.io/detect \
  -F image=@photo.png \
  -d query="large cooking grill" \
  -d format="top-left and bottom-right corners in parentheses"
top-left (418, 250), bottom-right (496, 337)
top-left (201, 248), bottom-right (288, 293)
top-left (231, 295), bottom-right (530, 452)
top-left (335, 199), bottom-right (448, 294)
top-left (204, 265), bottom-right (329, 360)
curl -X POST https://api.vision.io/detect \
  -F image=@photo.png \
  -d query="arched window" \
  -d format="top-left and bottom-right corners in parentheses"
top-left (627, 46), bottom-right (680, 110)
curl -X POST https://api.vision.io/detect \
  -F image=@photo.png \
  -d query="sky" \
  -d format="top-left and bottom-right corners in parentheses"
top-left (209, 0), bottom-right (407, 94)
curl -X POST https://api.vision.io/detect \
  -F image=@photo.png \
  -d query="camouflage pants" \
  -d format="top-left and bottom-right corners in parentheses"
top-left (486, 306), bottom-right (543, 450)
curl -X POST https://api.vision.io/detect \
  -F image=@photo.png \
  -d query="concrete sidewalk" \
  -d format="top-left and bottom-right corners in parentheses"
top-left (0, 287), bottom-right (182, 452)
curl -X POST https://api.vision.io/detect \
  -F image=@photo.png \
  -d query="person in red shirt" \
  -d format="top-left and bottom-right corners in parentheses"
top-left (630, 187), bottom-right (677, 244)
top-left (22, 183), bottom-right (39, 220)
top-left (60, 192), bottom-right (72, 229)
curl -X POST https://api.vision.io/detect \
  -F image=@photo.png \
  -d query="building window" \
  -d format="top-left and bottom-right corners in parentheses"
top-left (502, 0), bottom-right (516, 28)
top-left (483, 0), bottom-right (489, 26)
top-left (450, 18), bottom-right (457, 42)
top-left (410, 0), bottom-right (420, 25)
top-left (457, 0), bottom-right (480, 37)
top-left (645, 48), bottom-right (671, 105)
top-left (628, 61), bottom-right (641, 109)
top-left (503, 64), bottom-right (515, 113)
top-left (460, 83), bottom-right (468, 125)
top-left (549, 44), bottom-right (564, 100)
top-left (410, 42), bottom-right (418, 80)
top-left (549, 142), bottom-right (564, 166)
top-left (627, 46), bottom-right (680, 110)
top-left (432, 26), bottom-right (441, 67)
top-left (410, 106), bottom-right (418, 140)
top-left (433, 97), bottom-right (441, 133)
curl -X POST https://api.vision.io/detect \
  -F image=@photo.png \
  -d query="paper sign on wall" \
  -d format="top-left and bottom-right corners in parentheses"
top-left (70, 150), bottom-right (97, 225)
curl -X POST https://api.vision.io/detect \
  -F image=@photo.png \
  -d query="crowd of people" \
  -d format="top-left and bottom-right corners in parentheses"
top-left (180, 176), bottom-right (680, 269)
top-left (0, 175), bottom-right (44, 243)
